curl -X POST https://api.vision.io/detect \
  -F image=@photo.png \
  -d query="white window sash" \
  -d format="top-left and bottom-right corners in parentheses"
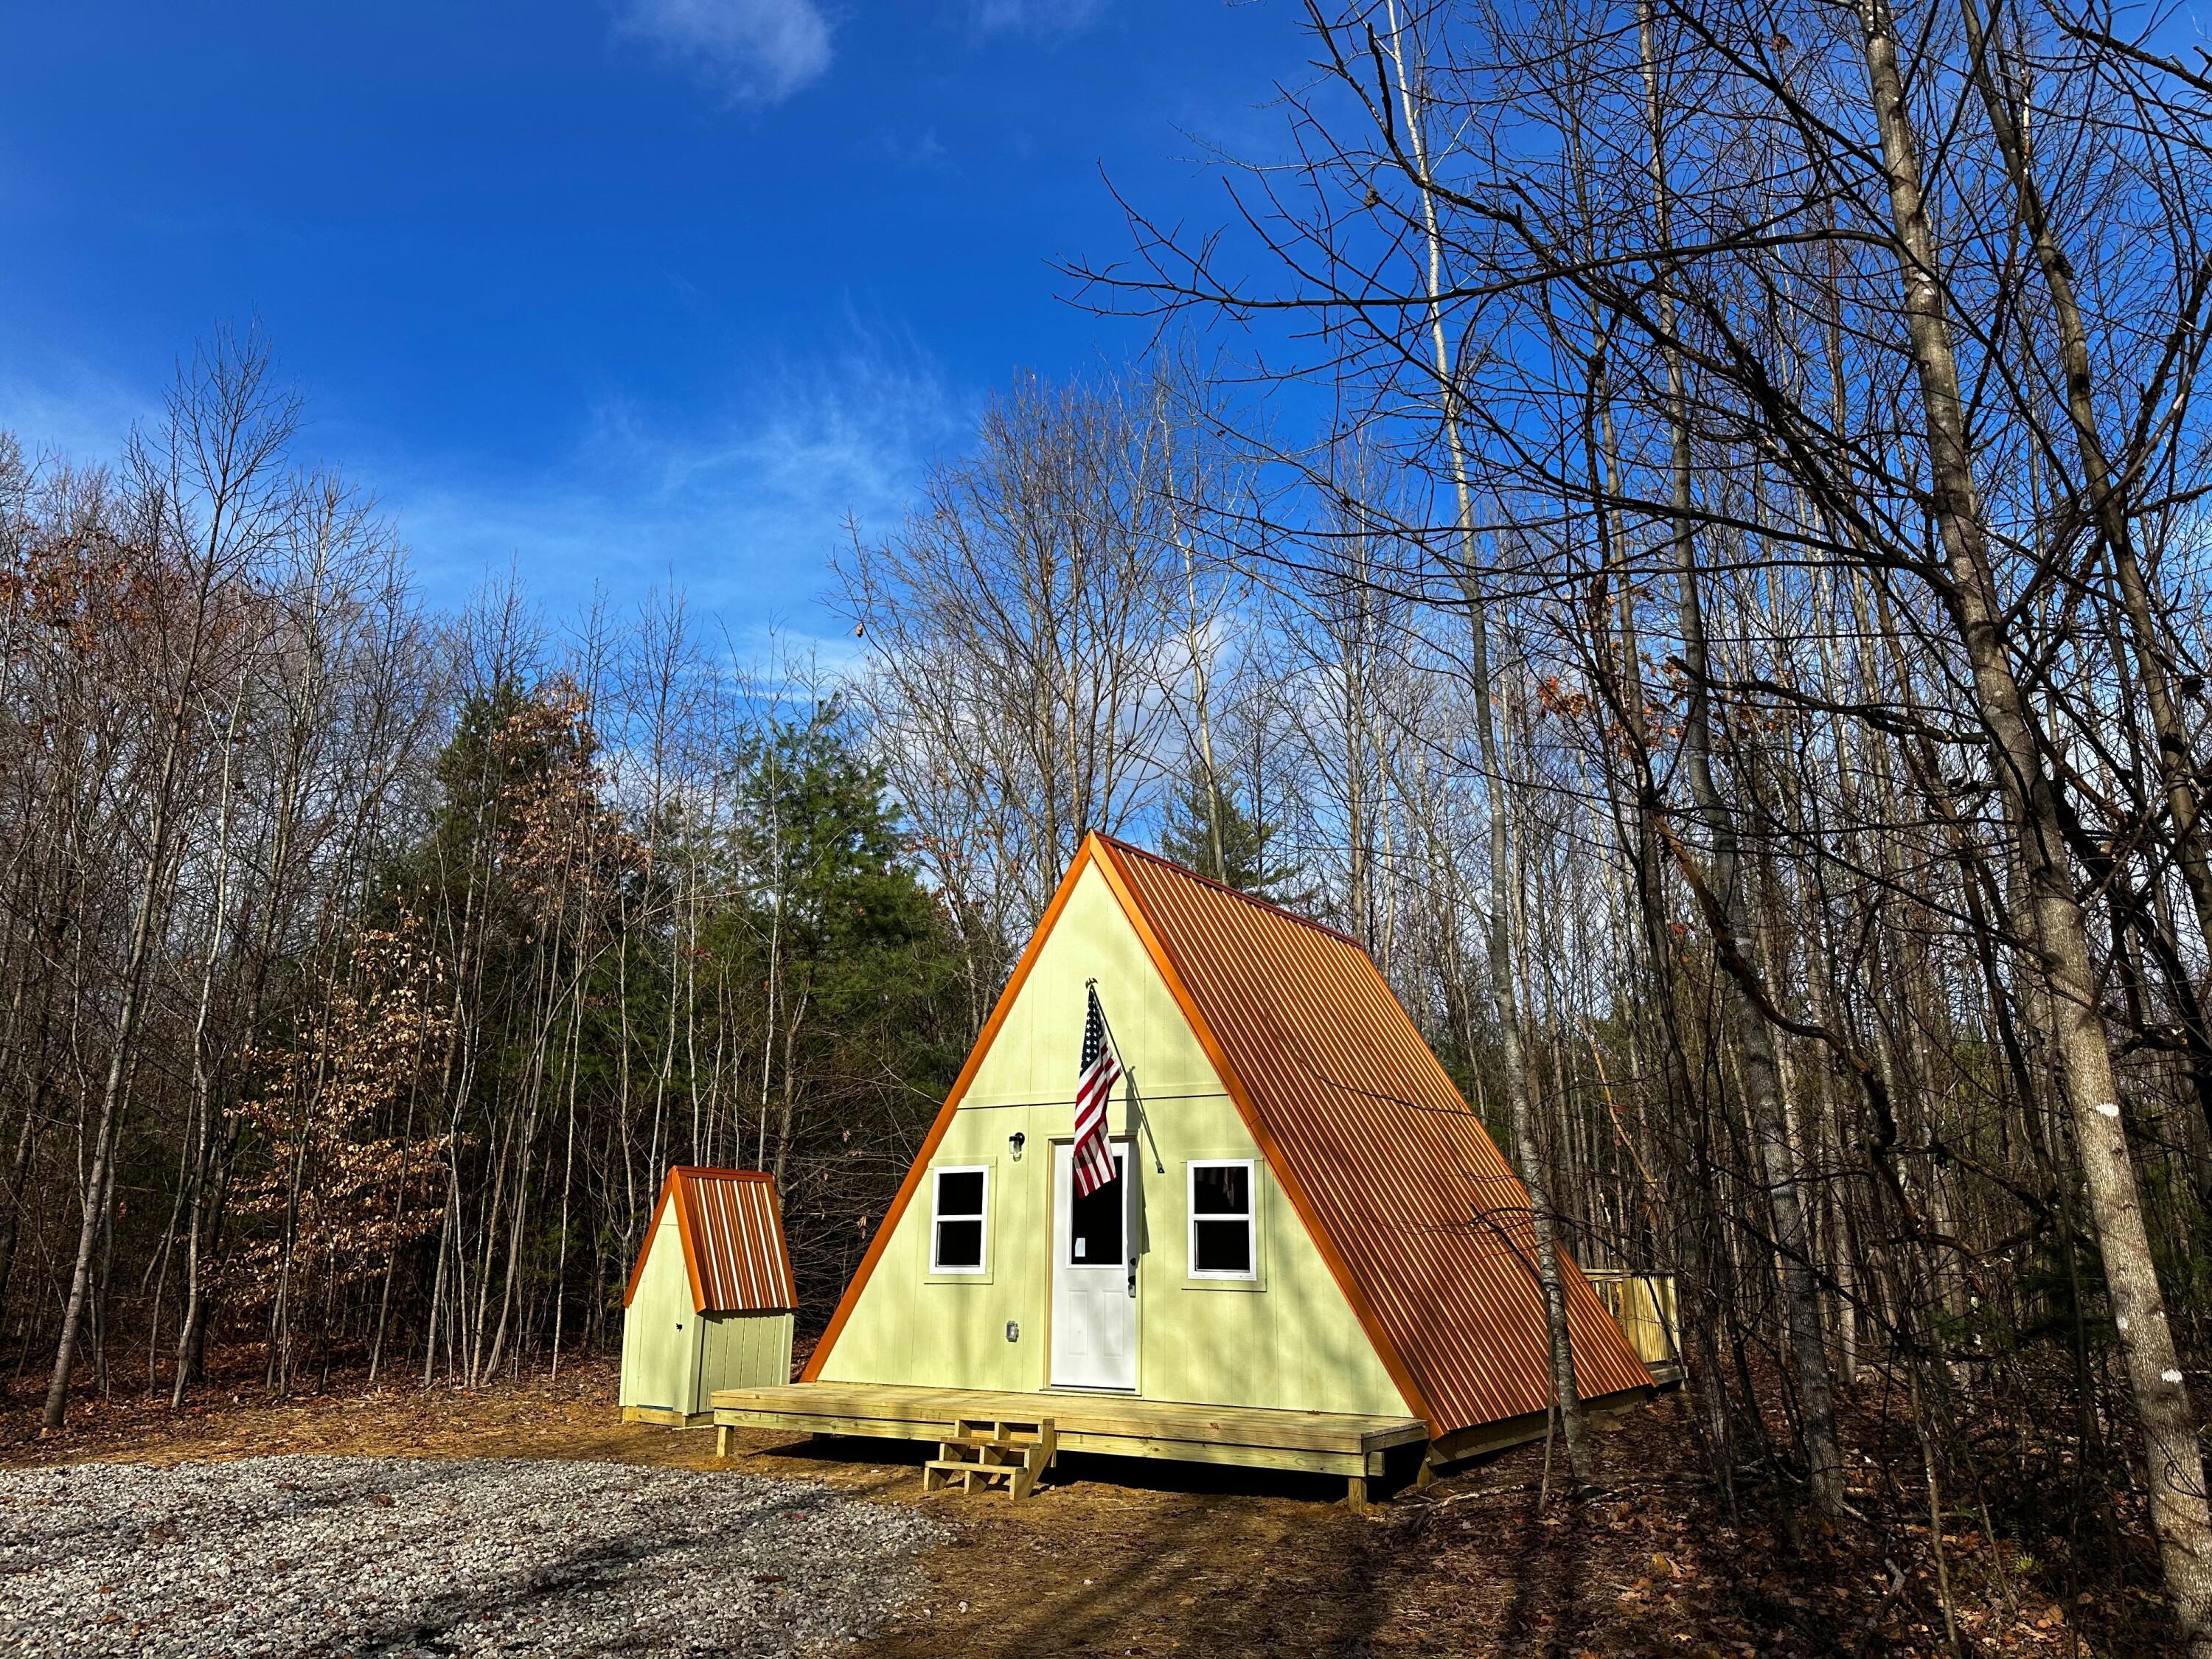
top-left (1187, 1158), bottom-right (1256, 1281)
top-left (930, 1166), bottom-right (990, 1275)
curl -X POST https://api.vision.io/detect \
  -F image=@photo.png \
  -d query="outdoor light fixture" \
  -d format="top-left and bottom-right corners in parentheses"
top-left (1009, 1131), bottom-right (1026, 1161)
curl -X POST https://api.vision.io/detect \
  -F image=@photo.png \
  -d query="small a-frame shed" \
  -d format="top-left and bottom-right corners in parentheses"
top-left (714, 835), bottom-right (1655, 1486)
top-left (620, 1166), bottom-right (796, 1426)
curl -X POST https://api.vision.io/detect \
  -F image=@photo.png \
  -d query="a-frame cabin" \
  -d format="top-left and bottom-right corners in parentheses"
top-left (711, 833), bottom-right (1655, 1498)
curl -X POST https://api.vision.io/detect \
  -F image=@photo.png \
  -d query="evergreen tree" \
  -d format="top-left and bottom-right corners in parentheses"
top-left (1157, 764), bottom-right (1305, 904)
top-left (714, 709), bottom-right (967, 1191)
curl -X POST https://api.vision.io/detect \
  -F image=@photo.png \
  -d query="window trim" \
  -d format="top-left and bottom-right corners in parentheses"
top-left (929, 1164), bottom-right (990, 1276)
top-left (1186, 1158), bottom-right (1258, 1281)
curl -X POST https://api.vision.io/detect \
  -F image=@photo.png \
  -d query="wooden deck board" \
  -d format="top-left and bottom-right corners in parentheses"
top-left (709, 1382), bottom-right (1430, 1475)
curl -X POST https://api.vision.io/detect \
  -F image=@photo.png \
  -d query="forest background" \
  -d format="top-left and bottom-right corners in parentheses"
top-left (7, 0), bottom-right (2212, 1646)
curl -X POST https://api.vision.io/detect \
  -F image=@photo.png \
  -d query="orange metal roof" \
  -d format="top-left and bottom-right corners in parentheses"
top-left (1095, 835), bottom-right (1652, 1435)
top-left (625, 1167), bottom-right (796, 1315)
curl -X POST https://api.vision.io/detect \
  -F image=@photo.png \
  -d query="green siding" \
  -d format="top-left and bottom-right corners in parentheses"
top-left (620, 1208), bottom-right (699, 1413)
top-left (700, 1310), bottom-right (796, 1390)
top-left (819, 861), bottom-right (1411, 1419)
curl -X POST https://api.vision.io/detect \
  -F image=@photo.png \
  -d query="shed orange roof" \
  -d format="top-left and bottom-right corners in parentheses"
top-left (625, 1166), bottom-right (796, 1315)
top-left (1092, 834), bottom-right (1652, 1434)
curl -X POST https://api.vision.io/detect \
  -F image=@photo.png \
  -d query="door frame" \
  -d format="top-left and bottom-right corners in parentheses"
top-left (1047, 1135), bottom-right (1138, 1391)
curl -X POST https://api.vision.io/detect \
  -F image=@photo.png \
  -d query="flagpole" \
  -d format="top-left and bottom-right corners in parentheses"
top-left (1087, 981), bottom-right (1157, 1299)
top-left (1084, 979), bottom-right (1166, 1175)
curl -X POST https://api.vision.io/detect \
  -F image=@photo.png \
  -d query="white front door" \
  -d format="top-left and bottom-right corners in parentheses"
top-left (1051, 1140), bottom-right (1136, 1390)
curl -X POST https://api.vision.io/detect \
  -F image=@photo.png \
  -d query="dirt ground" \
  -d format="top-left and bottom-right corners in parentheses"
top-left (0, 1361), bottom-right (2173, 1657)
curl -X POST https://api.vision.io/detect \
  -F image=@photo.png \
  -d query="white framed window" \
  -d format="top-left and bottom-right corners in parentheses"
top-left (930, 1166), bottom-right (989, 1275)
top-left (1188, 1159), bottom-right (1256, 1279)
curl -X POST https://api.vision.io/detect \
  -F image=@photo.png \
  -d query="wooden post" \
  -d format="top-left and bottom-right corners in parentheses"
top-left (1346, 1475), bottom-right (1368, 1514)
top-left (715, 1424), bottom-right (731, 1460)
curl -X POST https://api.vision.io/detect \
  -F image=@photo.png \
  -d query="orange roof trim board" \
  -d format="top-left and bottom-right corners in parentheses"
top-left (625, 1166), bottom-right (797, 1315)
top-left (804, 832), bottom-right (1653, 1436)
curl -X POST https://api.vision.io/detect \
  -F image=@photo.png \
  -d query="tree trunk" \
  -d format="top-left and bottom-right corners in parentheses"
top-left (1954, 0), bottom-right (2212, 967)
top-left (1637, 0), bottom-right (1843, 1516)
top-left (1384, 3), bottom-right (1590, 1485)
top-left (42, 739), bottom-right (183, 1433)
top-left (1856, 0), bottom-right (2212, 1638)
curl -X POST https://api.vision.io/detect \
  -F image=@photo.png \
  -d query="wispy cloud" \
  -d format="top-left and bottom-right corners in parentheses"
top-left (0, 334), bottom-right (967, 653)
top-left (382, 330), bottom-right (967, 631)
top-left (0, 358), bottom-right (159, 467)
top-left (614, 0), bottom-right (834, 103)
top-left (967, 0), bottom-right (1103, 37)
top-left (874, 124), bottom-right (953, 173)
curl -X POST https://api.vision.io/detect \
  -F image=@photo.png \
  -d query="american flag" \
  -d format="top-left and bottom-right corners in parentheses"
top-left (1074, 985), bottom-right (1121, 1197)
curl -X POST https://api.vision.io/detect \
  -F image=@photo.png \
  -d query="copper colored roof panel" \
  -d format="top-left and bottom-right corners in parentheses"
top-left (625, 1167), bottom-right (796, 1315)
top-left (1097, 835), bottom-right (1653, 1436)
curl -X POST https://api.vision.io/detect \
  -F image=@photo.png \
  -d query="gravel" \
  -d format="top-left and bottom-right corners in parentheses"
top-left (0, 1455), bottom-right (939, 1658)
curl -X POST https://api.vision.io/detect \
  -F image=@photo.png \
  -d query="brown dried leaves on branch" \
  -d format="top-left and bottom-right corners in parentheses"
top-left (491, 678), bottom-right (644, 921)
top-left (226, 912), bottom-right (455, 1305)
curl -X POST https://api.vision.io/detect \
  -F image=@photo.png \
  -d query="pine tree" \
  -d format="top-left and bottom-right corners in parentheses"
top-left (1158, 765), bottom-right (1304, 904)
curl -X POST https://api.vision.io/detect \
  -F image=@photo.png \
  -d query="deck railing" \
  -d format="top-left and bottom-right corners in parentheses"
top-left (1582, 1270), bottom-right (1681, 1368)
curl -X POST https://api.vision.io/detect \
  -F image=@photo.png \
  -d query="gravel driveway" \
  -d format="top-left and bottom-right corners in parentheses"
top-left (0, 1455), bottom-right (937, 1657)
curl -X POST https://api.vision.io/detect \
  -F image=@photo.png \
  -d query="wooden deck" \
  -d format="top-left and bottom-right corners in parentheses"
top-left (709, 1382), bottom-right (1430, 1485)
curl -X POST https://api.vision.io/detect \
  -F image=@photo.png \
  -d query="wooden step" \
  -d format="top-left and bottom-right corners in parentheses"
top-left (952, 1416), bottom-right (1051, 1445)
top-left (939, 1440), bottom-right (1029, 1465)
top-left (924, 1456), bottom-right (1015, 1486)
top-left (922, 1416), bottom-right (1057, 1500)
top-left (922, 1455), bottom-right (1046, 1498)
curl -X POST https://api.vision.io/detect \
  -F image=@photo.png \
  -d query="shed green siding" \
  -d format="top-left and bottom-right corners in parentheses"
top-left (621, 1206), bottom-right (698, 1413)
top-left (816, 862), bottom-right (1411, 1419)
top-left (700, 1307), bottom-right (794, 1391)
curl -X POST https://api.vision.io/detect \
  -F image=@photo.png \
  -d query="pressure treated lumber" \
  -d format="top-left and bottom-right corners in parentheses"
top-left (712, 1381), bottom-right (1427, 1478)
top-left (922, 1416), bottom-right (1058, 1500)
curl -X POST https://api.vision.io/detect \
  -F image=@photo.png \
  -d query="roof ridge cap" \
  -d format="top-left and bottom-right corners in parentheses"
top-left (1092, 833), bottom-right (1368, 952)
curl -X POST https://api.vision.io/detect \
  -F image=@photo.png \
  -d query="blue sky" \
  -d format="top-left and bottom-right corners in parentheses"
top-left (0, 1), bottom-right (1298, 649)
